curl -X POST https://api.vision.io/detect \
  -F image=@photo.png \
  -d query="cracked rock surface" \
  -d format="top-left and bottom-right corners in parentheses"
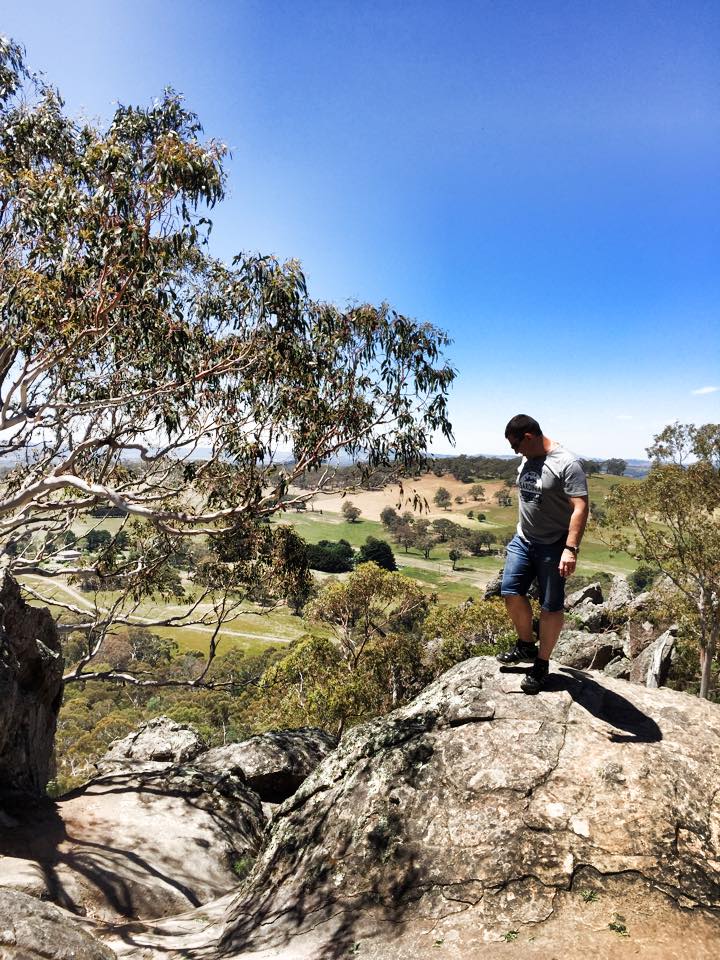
top-left (95, 716), bottom-right (206, 775)
top-left (220, 657), bottom-right (720, 959)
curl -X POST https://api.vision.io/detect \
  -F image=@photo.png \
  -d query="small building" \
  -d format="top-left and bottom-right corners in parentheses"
top-left (55, 549), bottom-right (82, 563)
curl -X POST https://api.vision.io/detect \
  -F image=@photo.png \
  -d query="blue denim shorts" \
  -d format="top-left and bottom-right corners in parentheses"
top-left (500, 534), bottom-right (567, 613)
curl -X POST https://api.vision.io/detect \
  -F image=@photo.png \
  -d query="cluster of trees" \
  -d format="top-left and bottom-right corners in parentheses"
top-left (305, 536), bottom-right (397, 574)
top-left (380, 507), bottom-right (501, 562)
top-left (290, 462), bottom-right (403, 493)
top-left (580, 458), bottom-right (628, 476)
top-left (53, 563), bottom-right (514, 789)
top-left (306, 539), bottom-right (355, 573)
top-left (430, 454), bottom-right (519, 483)
top-left (211, 564), bottom-right (510, 737)
top-left (603, 423), bottom-right (720, 699)
top-left (55, 643), bottom-right (279, 789)
top-left (428, 454), bottom-right (628, 484)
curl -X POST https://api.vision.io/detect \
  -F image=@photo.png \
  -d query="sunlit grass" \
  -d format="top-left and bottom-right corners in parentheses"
top-left (23, 472), bottom-right (641, 665)
top-left (20, 574), bottom-right (307, 658)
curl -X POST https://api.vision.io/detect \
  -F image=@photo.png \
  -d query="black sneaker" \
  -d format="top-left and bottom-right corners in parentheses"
top-left (521, 659), bottom-right (549, 695)
top-left (496, 640), bottom-right (538, 665)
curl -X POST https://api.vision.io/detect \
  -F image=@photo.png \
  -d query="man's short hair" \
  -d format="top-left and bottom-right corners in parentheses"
top-left (505, 414), bottom-right (542, 439)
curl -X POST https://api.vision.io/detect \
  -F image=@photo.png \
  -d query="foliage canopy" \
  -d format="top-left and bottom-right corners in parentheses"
top-left (0, 40), bottom-right (454, 686)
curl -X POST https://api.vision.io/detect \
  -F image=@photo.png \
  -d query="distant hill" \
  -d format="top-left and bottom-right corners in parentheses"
top-left (0, 449), bottom-right (652, 478)
top-left (623, 459), bottom-right (651, 478)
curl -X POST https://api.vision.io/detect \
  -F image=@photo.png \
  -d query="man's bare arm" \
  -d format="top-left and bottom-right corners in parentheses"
top-left (559, 495), bottom-right (589, 577)
top-left (567, 495), bottom-right (589, 549)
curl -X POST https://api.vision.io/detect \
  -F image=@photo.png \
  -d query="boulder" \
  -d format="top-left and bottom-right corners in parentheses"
top-left (0, 856), bottom-right (48, 900)
top-left (605, 575), bottom-right (634, 612)
top-left (483, 568), bottom-right (503, 599)
top-left (95, 716), bottom-right (206, 775)
top-left (194, 728), bottom-right (338, 803)
top-left (484, 567), bottom-right (539, 600)
top-left (0, 765), bottom-right (265, 922)
top-left (564, 582), bottom-right (604, 610)
top-left (627, 591), bottom-right (653, 616)
top-left (0, 888), bottom-right (114, 960)
top-left (551, 630), bottom-right (623, 670)
top-left (566, 603), bottom-right (610, 633)
top-left (221, 657), bottom-right (720, 958)
top-left (622, 619), bottom-right (661, 659)
top-left (0, 571), bottom-right (64, 797)
top-left (603, 656), bottom-right (632, 680)
top-left (631, 628), bottom-right (678, 688)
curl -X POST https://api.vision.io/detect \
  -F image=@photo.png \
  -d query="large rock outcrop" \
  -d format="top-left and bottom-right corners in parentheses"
top-left (551, 629), bottom-right (623, 670)
top-left (95, 716), bottom-right (206, 775)
top-left (0, 570), bottom-right (63, 796)
top-left (220, 657), bottom-right (720, 959)
top-left (564, 581), bottom-right (604, 609)
top-left (558, 575), bottom-right (677, 688)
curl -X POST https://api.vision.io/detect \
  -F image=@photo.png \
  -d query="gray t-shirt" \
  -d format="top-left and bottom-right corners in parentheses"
top-left (515, 444), bottom-right (588, 544)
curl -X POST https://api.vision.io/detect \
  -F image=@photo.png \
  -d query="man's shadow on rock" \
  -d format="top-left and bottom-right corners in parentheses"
top-left (550, 667), bottom-right (662, 743)
top-left (499, 664), bottom-right (662, 742)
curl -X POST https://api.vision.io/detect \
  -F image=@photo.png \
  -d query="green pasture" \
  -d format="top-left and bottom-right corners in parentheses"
top-left (587, 473), bottom-right (636, 497)
top-left (273, 510), bottom-right (387, 546)
top-left (70, 515), bottom-right (129, 538)
top-left (20, 575), bottom-right (306, 659)
top-left (278, 481), bottom-right (638, 598)
top-left (23, 470), bottom-right (641, 665)
top-left (395, 565), bottom-right (486, 604)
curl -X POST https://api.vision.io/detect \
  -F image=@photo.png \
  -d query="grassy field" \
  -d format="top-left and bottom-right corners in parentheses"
top-left (274, 470), bottom-right (638, 602)
top-left (274, 510), bottom-right (387, 545)
top-left (21, 575), bottom-right (307, 658)
top-left (23, 469), bottom-right (640, 658)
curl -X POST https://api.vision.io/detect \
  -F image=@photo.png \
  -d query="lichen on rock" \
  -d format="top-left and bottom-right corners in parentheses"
top-left (220, 656), bottom-right (720, 958)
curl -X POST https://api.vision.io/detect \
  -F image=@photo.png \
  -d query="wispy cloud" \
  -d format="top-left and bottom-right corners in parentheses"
top-left (691, 386), bottom-right (719, 395)
top-left (616, 414), bottom-right (633, 421)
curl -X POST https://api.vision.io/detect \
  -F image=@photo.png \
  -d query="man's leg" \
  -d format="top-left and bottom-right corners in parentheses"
top-left (521, 539), bottom-right (566, 693)
top-left (497, 536), bottom-right (538, 664)
top-left (504, 594), bottom-right (534, 642)
top-left (538, 609), bottom-right (564, 660)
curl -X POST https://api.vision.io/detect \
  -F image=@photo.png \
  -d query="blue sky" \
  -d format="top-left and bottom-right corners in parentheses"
top-left (4, 0), bottom-right (719, 457)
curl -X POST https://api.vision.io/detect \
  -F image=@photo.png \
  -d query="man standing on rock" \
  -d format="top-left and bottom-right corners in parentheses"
top-left (497, 414), bottom-right (589, 694)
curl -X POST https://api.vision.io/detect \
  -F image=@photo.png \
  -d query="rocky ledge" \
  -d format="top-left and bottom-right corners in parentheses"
top-left (220, 657), bottom-right (720, 959)
top-left (2, 658), bottom-right (719, 959)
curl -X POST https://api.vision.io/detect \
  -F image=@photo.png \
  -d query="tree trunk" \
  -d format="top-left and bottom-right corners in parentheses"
top-left (700, 626), bottom-right (718, 699)
top-left (700, 648), bottom-right (711, 699)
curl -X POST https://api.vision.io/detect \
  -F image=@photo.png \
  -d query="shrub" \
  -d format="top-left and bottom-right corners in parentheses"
top-left (628, 563), bottom-right (659, 594)
top-left (306, 539), bottom-right (355, 573)
top-left (423, 599), bottom-right (512, 674)
top-left (357, 537), bottom-right (397, 571)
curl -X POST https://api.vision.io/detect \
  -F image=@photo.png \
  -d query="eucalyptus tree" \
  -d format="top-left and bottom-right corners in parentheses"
top-left (0, 40), bottom-right (455, 688)
top-left (604, 458), bottom-right (628, 476)
top-left (433, 486), bottom-right (451, 510)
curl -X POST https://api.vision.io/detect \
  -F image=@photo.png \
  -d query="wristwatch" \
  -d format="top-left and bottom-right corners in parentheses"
top-left (564, 545), bottom-right (579, 556)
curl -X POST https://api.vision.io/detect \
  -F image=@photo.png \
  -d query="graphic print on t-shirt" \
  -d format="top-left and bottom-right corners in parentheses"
top-left (519, 468), bottom-right (543, 503)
